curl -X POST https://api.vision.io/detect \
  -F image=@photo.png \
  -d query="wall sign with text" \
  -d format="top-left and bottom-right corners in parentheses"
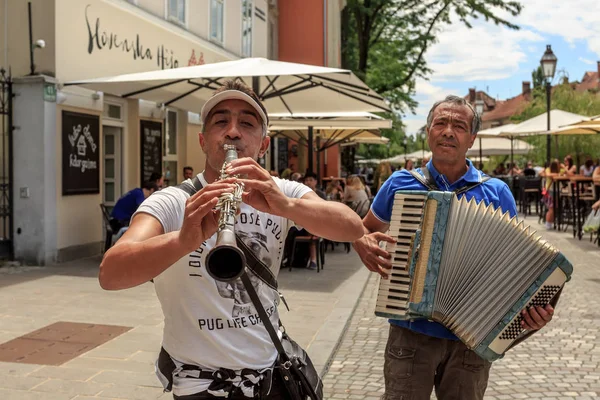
top-left (140, 120), bottom-right (163, 185)
top-left (62, 111), bottom-right (100, 195)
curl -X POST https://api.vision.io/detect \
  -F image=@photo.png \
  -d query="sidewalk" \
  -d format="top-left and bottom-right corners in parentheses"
top-left (323, 218), bottom-right (600, 400)
top-left (0, 246), bottom-right (369, 400)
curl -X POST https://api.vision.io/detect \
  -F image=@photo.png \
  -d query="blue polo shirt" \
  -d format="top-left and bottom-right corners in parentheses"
top-left (371, 159), bottom-right (517, 340)
top-left (111, 188), bottom-right (146, 222)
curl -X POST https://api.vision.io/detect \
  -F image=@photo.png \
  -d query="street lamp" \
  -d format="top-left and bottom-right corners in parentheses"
top-left (474, 99), bottom-right (485, 166)
top-left (540, 44), bottom-right (557, 164)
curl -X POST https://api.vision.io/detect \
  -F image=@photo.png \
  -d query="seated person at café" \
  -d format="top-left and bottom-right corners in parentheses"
top-left (326, 179), bottom-right (344, 201)
top-left (523, 161), bottom-right (537, 177)
top-left (149, 171), bottom-right (164, 190)
top-left (344, 175), bottom-right (370, 217)
top-left (562, 155), bottom-right (577, 176)
top-left (110, 181), bottom-right (158, 233)
top-left (580, 159), bottom-right (595, 177)
top-left (303, 172), bottom-right (326, 199)
top-left (493, 163), bottom-right (506, 176)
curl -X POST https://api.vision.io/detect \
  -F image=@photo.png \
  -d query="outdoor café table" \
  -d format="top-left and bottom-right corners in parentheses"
top-left (569, 175), bottom-right (594, 240)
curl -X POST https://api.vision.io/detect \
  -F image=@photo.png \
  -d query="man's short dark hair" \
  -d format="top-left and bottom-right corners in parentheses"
top-left (142, 180), bottom-right (159, 191)
top-left (426, 95), bottom-right (481, 135)
top-left (149, 172), bottom-right (162, 182)
top-left (304, 172), bottom-right (318, 180)
top-left (183, 166), bottom-right (193, 172)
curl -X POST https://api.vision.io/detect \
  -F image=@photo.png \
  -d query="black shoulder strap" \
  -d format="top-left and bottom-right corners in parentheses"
top-left (175, 176), bottom-right (278, 290)
top-left (409, 168), bottom-right (438, 191)
top-left (240, 272), bottom-right (320, 399)
top-left (453, 176), bottom-right (491, 195)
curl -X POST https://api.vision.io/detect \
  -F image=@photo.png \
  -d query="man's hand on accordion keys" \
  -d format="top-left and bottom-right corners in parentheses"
top-left (352, 232), bottom-right (396, 279)
top-left (521, 304), bottom-right (554, 331)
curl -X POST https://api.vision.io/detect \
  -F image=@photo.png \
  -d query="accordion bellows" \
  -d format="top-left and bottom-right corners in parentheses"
top-left (376, 191), bottom-right (573, 362)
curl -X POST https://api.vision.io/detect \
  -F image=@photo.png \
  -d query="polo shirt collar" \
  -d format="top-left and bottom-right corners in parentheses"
top-left (425, 159), bottom-right (482, 189)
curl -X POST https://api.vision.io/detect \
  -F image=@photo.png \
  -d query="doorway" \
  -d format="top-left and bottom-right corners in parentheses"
top-left (102, 125), bottom-right (122, 208)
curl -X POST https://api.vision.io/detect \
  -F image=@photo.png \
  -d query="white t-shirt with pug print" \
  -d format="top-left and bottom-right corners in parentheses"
top-left (133, 172), bottom-right (312, 396)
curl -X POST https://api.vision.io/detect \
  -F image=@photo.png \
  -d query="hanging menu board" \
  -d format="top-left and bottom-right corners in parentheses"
top-left (140, 120), bottom-right (163, 185)
top-left (62, 111), bottom-right (100, 195)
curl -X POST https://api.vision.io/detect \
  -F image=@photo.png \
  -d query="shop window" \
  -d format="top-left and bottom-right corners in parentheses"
top-left (163, 109), bottom-right (178, 186)
top-left (103, 103), bottom-right (122, 121)
top-left (210, 0), bottom-right (224, 44)
top-left (167, 0), bottom-right (186, 26)
top-left (241, 0), bottom-right (253, 57)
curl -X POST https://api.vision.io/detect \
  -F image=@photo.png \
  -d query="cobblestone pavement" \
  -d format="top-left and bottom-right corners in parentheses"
top-left (0, 248), bottom-right (368, 399)
top-left (323, 219), bottom-right (600, 400)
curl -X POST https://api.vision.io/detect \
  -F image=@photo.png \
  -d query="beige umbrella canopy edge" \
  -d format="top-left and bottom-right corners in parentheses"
top-left (65, 57), bottom-right (390, 115)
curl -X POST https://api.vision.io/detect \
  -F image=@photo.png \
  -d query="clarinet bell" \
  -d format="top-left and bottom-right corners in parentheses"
top-left (205, 229), bottom-right (246, 281)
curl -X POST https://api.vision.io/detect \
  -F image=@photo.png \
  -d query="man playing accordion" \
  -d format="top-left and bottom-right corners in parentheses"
top-left (353, 95), bottom-right (554, 400)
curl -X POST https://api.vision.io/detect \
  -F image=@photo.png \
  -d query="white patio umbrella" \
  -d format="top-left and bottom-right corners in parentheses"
top-left (269, 112), bottom-right (391, 177)
top-left (499, 110), bottom-right (590, 137)
top-left (492, 110), bottom-right (589, 168)
top-left (66, 57), bottom-right (390, 172)
top-left (385, 150), bottom-right (432, 164)
top-left (466, 137), bottom-right (533, 157)
top-left (475, 124), bottom-right (518, 164)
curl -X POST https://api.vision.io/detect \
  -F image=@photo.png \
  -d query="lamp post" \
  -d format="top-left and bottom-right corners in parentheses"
top-left (474, 99), bottom-right (484, 167)
top-left (540, 44), bottom-right (557, 164)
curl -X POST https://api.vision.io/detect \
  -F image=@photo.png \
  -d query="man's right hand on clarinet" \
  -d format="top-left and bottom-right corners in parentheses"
top-left (178, 178), bottom-right (237, 253)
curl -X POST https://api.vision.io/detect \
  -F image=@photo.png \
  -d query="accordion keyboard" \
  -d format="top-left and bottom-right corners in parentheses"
top-left (375, 193), bottom-right (426, 318)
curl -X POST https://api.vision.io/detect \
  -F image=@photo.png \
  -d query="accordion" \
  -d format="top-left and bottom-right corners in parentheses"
top-left (375, 190), bottom-right (573, 362)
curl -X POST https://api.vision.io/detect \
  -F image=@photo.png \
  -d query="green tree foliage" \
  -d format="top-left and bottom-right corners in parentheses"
top-left (343, 0), bottom-right (523, 113)
top-left (511, 84), bottom-right (600, 167)
top-left (531, 66), bottom-right (545, 91)
top-left (345, 0), bottom-right (523, 161)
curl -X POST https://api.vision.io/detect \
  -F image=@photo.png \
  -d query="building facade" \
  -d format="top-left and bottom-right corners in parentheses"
top-left (275, 0), bottom-right (346, 178)
top-left (0, 0), bottom-right (270, 264)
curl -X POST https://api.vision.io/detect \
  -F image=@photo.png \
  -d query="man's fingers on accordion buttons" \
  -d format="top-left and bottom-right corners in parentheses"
top-left (372, 232), bottom-right (396, 243)
top-left (537, 306), bottom-right (552, 322)
top-left (526, 307), bottom-right (544, 329)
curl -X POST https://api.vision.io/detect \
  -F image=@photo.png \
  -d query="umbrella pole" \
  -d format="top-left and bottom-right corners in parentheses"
top-left (308, 126), bottom-right (314, 174)
top-left (316, 136), bottom-right (321, 184)
top-left (510, 137), bottom-right (514, 174)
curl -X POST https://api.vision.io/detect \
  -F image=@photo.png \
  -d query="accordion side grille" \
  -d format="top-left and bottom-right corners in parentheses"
top-left (498, 285), bottom-right (561, 340)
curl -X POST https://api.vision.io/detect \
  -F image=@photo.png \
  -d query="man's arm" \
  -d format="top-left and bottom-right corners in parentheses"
top-left (282, 191), bottom-right (364, 242)
top-left (99, 214), bottom-right (188, 290)
top-left (99, 180), bottom-right (237, 290)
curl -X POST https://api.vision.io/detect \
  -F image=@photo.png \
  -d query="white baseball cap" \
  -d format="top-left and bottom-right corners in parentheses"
top-left (200, 89), bottom-right (269, 135)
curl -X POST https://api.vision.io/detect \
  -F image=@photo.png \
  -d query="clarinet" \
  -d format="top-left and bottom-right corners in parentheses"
top-left (205, 144), bottom-right (247, 281)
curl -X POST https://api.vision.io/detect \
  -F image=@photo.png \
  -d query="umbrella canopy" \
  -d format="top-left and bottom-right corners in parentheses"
top-left (268, 111), bottom-right (392, 130)
top-left (547, 124), bottom-right (600, 135)
top-left (343, 136), bottom-right (390, 145)
top-left (498, 110), bottom-right (590, 137)
top-left (385, 150), bottom-right (432, 164)
top-left (270, 128), bottom-right (387, 151)
top-left (65, 57), bottom-right (390, 115)
top-left (466, 137), bottom-right (533, 157)
top-left (477, 124), bottom-right (517, 137)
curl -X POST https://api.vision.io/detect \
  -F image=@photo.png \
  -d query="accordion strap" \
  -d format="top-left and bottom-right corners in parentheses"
top-left (410, 168), bottom-right (490, 194)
